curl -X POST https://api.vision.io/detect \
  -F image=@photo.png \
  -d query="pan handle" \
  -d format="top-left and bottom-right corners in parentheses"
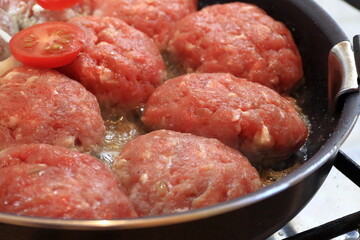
top-left (333, 149), bottom-right (360, 187)
top-left (328, 40), bottom-right (359, 113)
top-left (333, 37), bottom-right (360, 185)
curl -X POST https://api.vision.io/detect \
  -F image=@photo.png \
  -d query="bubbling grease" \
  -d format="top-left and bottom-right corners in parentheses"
top-left (92, 103), bottom-right (309, 185)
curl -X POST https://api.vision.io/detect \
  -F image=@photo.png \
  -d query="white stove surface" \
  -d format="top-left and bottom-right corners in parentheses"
top-left (270, 0), bottom-right (360, 239)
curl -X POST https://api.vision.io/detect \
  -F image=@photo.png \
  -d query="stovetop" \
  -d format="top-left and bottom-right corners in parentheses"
top-left (269, 1), bottom-right (360, 239)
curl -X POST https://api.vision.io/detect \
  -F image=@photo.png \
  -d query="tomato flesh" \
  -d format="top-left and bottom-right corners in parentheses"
top-left (35, 0), bottom-right (81, 10)
top-left (9, 22), bottom-right (85, 68)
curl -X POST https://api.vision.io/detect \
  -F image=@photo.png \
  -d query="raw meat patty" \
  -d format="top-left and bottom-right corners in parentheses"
top-left (92, 0), bottom-right (197, 48)
top-left (113, 130), bottom-right (262, 216)
top-left (142, 73), bottom-right (308, 168)
top-left (167, 2), bottom-right (303, 93)
top-left (0, 144), bottom-right (138, 219)
top-left (0, 66), bottom-right (105, 151)
top-left (60, 16), bottom-right (166, 108)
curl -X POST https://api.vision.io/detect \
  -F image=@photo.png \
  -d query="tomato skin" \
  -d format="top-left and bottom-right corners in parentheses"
top-left (35, 0), bottom-right (81, 10)
top-left (9, 22), bottom-right (85, 69)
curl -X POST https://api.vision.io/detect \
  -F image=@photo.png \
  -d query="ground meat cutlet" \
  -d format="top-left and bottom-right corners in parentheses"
top-left (113, 129), bottom-right (262, 216)
top-left (60, 16), bottom-right (166, 108)
top-left (0, 144), bottom-right (138, 219)
top-left (166, 2), bottom-right (303, 93)
top-left (142, 73), bottom-right (308, 168)
top-left (92, 0), bottom-right (198, 48)
top-left (0, 66), bottom-right (105, 151)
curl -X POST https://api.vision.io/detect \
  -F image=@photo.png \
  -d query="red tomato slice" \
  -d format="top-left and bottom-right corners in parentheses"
top-left (9, 21), bottom-right (85, 69)
top-left (35, 0), bottom-right (81, 10)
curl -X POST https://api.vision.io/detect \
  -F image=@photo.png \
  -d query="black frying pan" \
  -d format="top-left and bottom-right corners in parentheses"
top-left (0, 0), bottom-right (359, 239)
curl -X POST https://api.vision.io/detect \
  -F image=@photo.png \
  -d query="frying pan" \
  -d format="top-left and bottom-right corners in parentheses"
top-left (0, 0), bottom-right (359, 239)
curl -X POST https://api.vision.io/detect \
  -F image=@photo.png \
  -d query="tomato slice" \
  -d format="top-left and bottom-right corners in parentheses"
top-left (9, 21), bottom-right (85, 69)
top-left (35, 0), bottom-right (81, 10)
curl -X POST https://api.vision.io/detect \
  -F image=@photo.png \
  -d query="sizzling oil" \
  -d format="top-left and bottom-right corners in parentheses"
top-left (92, 53), bottom-right (310, 185)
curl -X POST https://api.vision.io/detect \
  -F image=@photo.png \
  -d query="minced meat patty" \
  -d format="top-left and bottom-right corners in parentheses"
top-left (166, 2), bottom-right (303, 93)
top-left (60, 16), bottom-right (166, 108)
top-left (0, 144), bottom-right (138, 219)
top-left (142, 73), bottom-right (308, 168)
top-left (0, 66), bottom-right (105, 151)
top-left (92, 0), bottom-right (197, 48)
top-left (112, 130), bottom-right (262, 216)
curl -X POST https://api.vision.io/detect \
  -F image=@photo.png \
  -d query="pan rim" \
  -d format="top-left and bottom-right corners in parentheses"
top-left (0, 0), bottom-right (359, 230)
